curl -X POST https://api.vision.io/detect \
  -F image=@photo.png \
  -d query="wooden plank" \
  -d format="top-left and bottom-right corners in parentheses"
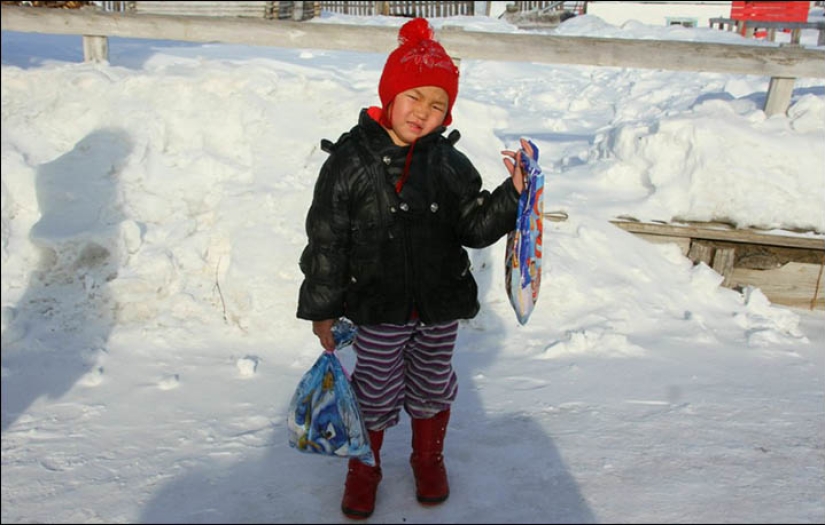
top-left (712, 246), bottom-right (736, 287)
top-left (610, 220), bottom-right (825, 251)
top-left (133, 1), bottom-right (271, 18)
top-left (729, 262), bottom-right (824, 310)
top-left (2, 5), bottom-right (824, 79)
top-left (435, 24), bottom-right (825, 79)
top-left (631, 233), bottom-right (691, 256)
top-left (688, 240), bottom-right (714, 265)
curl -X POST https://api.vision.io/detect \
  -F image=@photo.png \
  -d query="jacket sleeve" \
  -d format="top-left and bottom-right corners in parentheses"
top-left (296, 152), bottom-right (352, 321)
top-left (445, 147), bottom-right (521, 249)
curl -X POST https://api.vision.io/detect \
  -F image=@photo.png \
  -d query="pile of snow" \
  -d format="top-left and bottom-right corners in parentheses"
top-left (1, 10), bottom-right (823, 524)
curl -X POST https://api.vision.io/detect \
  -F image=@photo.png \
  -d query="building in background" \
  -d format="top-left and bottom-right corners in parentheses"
top-left (583, 1), bottom-right (733, 28)
top-left (30, 0), bottom-right (823, 32)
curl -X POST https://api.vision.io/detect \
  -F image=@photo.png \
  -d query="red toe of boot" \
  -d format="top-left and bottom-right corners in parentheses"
top-left (410, 409), bottom-right (450, 504)
top-left (341, 430), bottom-right (384, 519)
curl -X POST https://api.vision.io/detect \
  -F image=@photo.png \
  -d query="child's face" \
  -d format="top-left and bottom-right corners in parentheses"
top-left (386, 86), bottom-right (449, 146)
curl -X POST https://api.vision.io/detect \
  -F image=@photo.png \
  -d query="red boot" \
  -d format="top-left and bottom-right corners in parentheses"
top-left (410, 409), bottom-right (450, 504)
top-left (341, 430), bottom-right (384, 519)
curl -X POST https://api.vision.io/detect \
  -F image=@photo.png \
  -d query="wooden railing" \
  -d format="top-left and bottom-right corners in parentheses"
top-left (383, 0), bottom-right (474, 17)
top-left (318, 1), bottom-right (377, 16)
top-left (2, 5), bottom-right (824, 116)
top-left (512, 1), bottom-right (586, 15)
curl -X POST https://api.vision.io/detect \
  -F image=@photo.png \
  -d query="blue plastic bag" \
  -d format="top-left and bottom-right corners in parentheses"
top-left (504, 139), bottom-right (545, 325)
top-left (330, 317), bottom-right (357, 351)
top-left (287, 319), bottom-right (374, 465)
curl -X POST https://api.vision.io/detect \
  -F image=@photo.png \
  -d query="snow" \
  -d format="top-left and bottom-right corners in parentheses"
top-left (2, 9), bottom-right (824, 524)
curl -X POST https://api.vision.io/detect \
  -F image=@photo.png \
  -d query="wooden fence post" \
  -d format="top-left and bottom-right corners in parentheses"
top-left (83, 35), bottom-right (108, 62)
top-left (764, 76), bottom-right (795, 117)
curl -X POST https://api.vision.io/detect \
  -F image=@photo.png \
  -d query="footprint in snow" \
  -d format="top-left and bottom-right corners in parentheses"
top-left (236, 356), bottom-right (260, 378)
top-left (79, 366), bottom-right (105, 387)
top-left (157, 373), bottom-right (180, 390)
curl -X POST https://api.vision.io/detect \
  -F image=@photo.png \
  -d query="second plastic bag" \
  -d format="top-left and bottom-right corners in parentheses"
top-left (287, 328), bottom-right (374, 465)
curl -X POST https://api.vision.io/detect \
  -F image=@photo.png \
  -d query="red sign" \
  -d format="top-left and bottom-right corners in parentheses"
top-left (730, 1), bottom-right (810, 23)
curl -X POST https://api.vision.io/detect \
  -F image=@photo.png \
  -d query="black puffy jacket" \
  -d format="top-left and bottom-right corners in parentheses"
top-left (297, 108), bottom-right (520, 326)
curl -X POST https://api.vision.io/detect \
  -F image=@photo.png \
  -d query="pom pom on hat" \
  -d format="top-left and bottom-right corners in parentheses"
top-left (378, 18), bottom-right (459, 127)
top-left (397, 17), bottom-right (434, 46)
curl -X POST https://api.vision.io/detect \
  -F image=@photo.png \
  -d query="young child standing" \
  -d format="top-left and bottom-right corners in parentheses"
top-left (297, 17), bottom-right (531, 519)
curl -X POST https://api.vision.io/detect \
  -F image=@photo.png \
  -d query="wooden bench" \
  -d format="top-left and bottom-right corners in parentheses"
top-left (610, 218), bottom-right (825, 311)
top-left (709, 17), bottom-right (825, 46)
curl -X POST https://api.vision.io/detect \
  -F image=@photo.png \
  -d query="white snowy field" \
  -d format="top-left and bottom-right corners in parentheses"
top-left (2, 9), bottom-right (824, 524)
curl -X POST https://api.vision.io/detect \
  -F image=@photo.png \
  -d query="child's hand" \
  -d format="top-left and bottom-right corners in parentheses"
top-left (312, 319), bottom-right (336, 352)
top-left (501, 138), bottom-right (534, 195)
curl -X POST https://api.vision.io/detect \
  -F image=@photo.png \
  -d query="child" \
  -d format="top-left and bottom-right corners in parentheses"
top-left (297, 17), bottom-right (531, 519)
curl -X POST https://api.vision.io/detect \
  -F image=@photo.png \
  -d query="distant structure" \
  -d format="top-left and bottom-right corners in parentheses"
top-left (87, 1), bottom-right (476, 19)
top-left (24, 0), bottom-right (825, 41)
top-left (582, 1), bottom-right (734, 29)
top-left (499, 1), bottom-right (584, 29)
top-left (710, 1), bottom-right (823, 45)
top-left (501, 1), bottom-right (822, 43)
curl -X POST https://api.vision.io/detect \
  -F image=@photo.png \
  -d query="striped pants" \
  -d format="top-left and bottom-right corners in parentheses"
top-left (350, 320), bottom-right (459, 431)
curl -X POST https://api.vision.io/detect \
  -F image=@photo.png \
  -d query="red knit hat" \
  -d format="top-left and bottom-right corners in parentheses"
top-left (378, 18), bottom-right (460, 127)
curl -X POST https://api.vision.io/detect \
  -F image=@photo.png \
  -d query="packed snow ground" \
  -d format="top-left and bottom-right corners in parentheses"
top-left (2, 9), bottom-right (824, 524)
